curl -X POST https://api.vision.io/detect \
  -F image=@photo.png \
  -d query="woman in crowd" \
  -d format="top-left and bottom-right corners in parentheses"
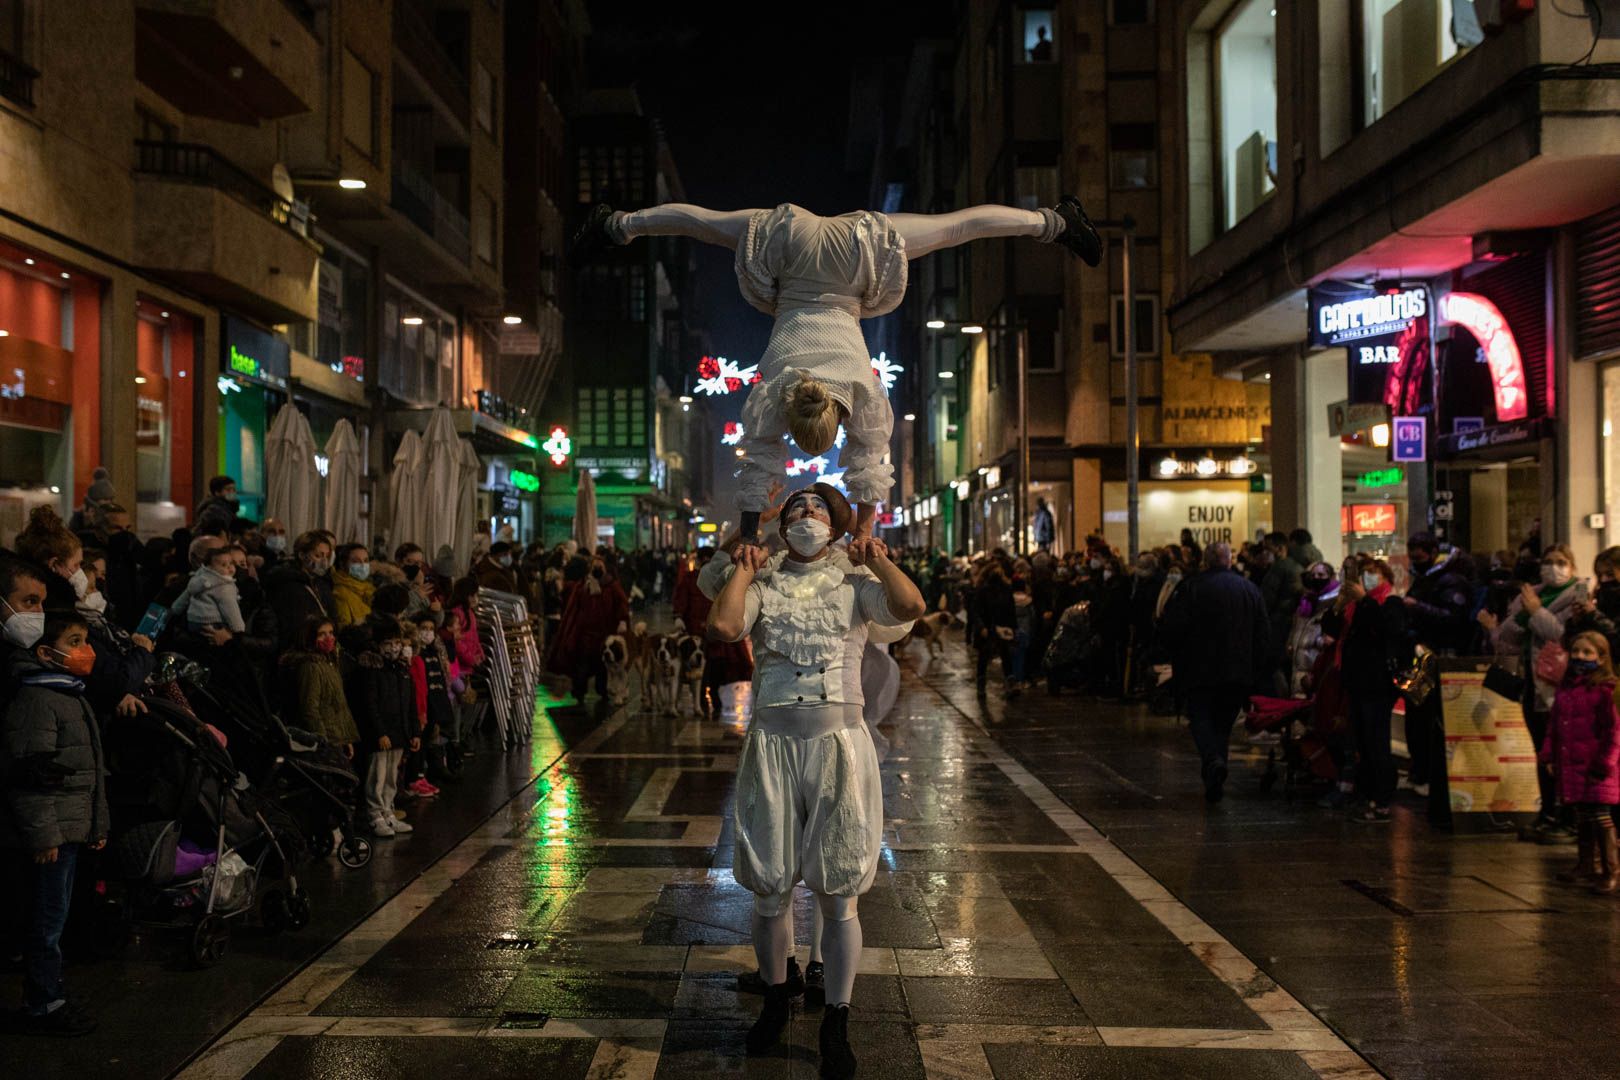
top-left (548, 554), bottom-right (630, 702)
top-left (280, 617), bottom-right (359, 760)
top-left (1325, 555), bottom-right (1408, 823)
top-left (262, 532), bottom-right (335, 651)
top-left (331, 544), bottom-right (376, 628)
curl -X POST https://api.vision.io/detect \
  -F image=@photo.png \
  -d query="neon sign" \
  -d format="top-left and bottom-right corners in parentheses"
top-left (510, 468), bottom-right (540, 492)
top-left (1439, 292), bottom-right (1528, 422)
top-left (694, 355), bottom-right (761, 396)
top-left (228, 344), bottom-right (260, 378)
top-left (542, 426), bottom-right (572, 467)
top-left (870, 351), bottom-right (903, 390)
top-left (1358, 467), bottom-right (1404, 489)
top-left (1314, 288), bottom-right (1427, 345)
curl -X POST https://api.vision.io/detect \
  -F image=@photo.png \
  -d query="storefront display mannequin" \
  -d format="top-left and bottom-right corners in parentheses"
top-left (707, 485), bottom-right (925, 1078)
top-left (572, 199), bottom-right (1102, 546)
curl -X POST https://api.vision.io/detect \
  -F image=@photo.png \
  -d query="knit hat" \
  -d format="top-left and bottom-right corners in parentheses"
top-left (432, 544), bottom-right (457, 578)
top-left (87, 466), bottom-right (115, 504)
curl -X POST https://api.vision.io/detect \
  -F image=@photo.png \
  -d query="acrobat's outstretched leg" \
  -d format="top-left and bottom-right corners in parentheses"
top-left (572, 203), bottom-right (757, 263)
top-left (890, 198), bottom-right (1101, 264)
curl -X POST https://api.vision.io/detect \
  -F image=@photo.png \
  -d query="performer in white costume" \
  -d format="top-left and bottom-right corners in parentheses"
top-left (707, 485), bottom-right (925, 1079)
top-left (572, 198), bottom-right (1102, 542)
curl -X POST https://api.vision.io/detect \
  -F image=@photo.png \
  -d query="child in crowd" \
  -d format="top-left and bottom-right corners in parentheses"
top-left (0, 612), bottom-right (108, 1037)
top-left (439, 608), bottom-right (476, 768)
top-left (169, 543), bottom-right (245, 636)
top-left (1544, 631), bottom-right (1620, 892)
top-left (408, 613), bottom-right (458, 792)
top-left (349, 621), bottom-right (418, 837)
top-left (281, 617), bottom-right (360, 760)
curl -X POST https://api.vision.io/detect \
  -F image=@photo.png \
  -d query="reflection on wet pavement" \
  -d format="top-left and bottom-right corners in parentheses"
top-left (17, 636), bottom-right (1615, 1078)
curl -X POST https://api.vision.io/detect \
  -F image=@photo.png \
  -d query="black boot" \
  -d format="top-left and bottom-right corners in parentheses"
top-left (1052, 195), bottom-right (1103, 266)
top-left (804, 959), bottom-right (825, 1008)
top-left (745, 979), bottom-right (796, 1056)
top-left (569, 203), bottom-right (617, 266)
top-left (819, 1004), bottom-right (857, 1079)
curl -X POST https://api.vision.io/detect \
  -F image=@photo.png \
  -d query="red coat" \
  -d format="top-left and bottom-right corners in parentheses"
top-left (673, 558), bottom-right (753, 685)
top-left (548, 578), bottom-right (629, 676)
top-left (1543, 678), bottom-right (1620, 805)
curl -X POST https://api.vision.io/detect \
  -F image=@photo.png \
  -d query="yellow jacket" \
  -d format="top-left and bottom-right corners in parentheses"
top-left (330, 570), bottom-right (375, 627)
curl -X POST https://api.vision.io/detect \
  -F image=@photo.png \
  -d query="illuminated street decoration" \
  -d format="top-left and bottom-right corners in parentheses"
top-left (820, 471), bottom-right (846, 491)
top-left (785, 455), bottom-right (829, 477)
top-left (694, 355), bottom-right (761, 396)
top-left (1439, 292), bottom-right (1529, 421)
top-left (834, 425), bottom-right (847, 449)
top-left (542, 425), bottom-right (572, 467)
top-left (721, 421), bottom-right (745, 446)
top-left (870, 351), bottom-right (902, 390)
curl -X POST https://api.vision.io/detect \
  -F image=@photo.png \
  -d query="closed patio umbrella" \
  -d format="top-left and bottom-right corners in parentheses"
top-left (573, 468), bottom-right (597, 554)
top-left (266, 403), bottom-right (319, 537)
top-left (389, 429), bottom-right (426, 552)
top-left (454, 437), bottom-right (481, 575)
top-left (422, 407), bottom-right (462, 559)
top-left (323, 419), bottom-right (362, 545)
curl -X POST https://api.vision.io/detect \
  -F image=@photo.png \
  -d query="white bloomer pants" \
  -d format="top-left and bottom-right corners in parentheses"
top-left (732, 706), bottom-right (884, 917)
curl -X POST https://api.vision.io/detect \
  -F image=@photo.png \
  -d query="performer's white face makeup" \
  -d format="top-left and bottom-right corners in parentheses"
top-left (781, 493), bottom-right (832, 527)
top-left (779, 492), bottom-right (833, 561)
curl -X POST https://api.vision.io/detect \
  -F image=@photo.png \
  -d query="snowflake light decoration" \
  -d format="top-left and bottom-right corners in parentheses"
top-left (785, 455), bottom-right (830, 477)
top-left (870, 351), bottom-right (903, 391)
top-left (720, 421), bottom-right (745, 446)
top-left (694, 355), bottom-right (761, 396)
top-left (819, 471), bottom-right (846, 491)
top-left (834, 425), bottom-right (847, 449)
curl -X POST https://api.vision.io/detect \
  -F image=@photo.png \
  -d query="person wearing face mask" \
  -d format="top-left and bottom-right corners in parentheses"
top-left (69, 548), bottom-right (156, 721)
top-left (406, 614), bottom-right (456, 792)
top-left (192, 475), bottom-right (241, 539)
top-left (262, 532), bottom-right (335, 652)
top-left (13, 507), bottom-right (86, 616)
top-left (1541, 632), bottom-right (1620, 891)
top-left (331, 544), bottom-right (377, 628)
top-left (1568, 546), bottom-right (1620, 660)
top-left (0, 611), bottom-right (107, 1036)
top-left (279, 618), bottom-right (359, 761)
top-left (0, 561), bottom-right (49, 715)
top-left (547, 556), bottom-right (630, 701)
top-left (1479, 541), bottom-right (1589, 840)
top-left (258, 518), bottom-right (291, 565)
top-left (474, 541), bottom-right (521, 595)
top-left (1286, 562), bottom-right (1341, 698)
top-left (348, 624), bottom-right (418, 837)
top-left (1400, 533), bottom-right (1474, 815)
top-left (1323, 557), bottom-right (1409, 823)
top-left (707, 483), bottom-right (923, 1076)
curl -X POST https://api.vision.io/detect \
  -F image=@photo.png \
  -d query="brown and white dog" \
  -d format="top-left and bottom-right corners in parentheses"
top-left (676, 633), bottom-right (707, 715)
top-left (648, 632), bottom-right (682, 714)
top-left (624, 621), bottom-right (653, 703)
top-left (600, 633), bottom-right (631, 708)
top-left (900, 610), bottom-right (954, 658)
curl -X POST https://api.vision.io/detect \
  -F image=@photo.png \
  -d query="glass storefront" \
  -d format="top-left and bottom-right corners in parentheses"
top-left (134, 298), bottom-right (200, 532)
top-left (219, 315), bottom-right (291, 523)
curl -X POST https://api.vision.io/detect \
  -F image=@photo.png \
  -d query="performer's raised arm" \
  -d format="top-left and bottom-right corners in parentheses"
top-left (850, 538), bottom-right (926, 622)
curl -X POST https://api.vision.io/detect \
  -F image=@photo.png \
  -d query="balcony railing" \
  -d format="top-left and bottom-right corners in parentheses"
top-left (393, 0), bottom-right (470, 122)
top-left (134, 140), bottom-right (315, 242)
top-left (0, 46), bottom-right (39, 109)
top-left (391, 159), bottom-right (470, 263)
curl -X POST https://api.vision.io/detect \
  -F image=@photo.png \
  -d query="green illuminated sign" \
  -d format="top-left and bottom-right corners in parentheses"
top-left (510, 469), bottom-right (540, 492)
top-left (228, 344), bottom-right (260, 378)
top-left (1359, 467), bottom-right (1404, 489)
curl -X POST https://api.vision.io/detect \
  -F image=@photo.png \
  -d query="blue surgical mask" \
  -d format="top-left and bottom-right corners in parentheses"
top-left (1361, 572), bottom-right (1381, 591)
top-left (264, 535), bottom-right (287, 554)
top-left (1570, 658), bottom-right (1601, 678)
top-left (349, 562), bottom-right (371, 581)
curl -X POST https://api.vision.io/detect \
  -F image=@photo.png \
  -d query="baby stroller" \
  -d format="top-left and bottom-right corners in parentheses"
top-left (1245, 695), bottom-right (1337, 799)
top-left (103, 695), bottom-right (311, 966)
top-left (1043, 601), bottom-right (1098, 695)
top-left (158, 654), bottom-right (371, 869)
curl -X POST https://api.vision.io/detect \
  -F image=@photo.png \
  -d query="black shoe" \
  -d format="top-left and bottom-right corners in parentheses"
top-left (805, 959), bottom-right (826, 1008)
top-left (569, 203), bottom-right (617, 267)
top-left (745, 979), bottom-right (796, 1056)
top-left (784, 955), bottom-right (805, 998)
top-left (18, 1001), bottom-right (97, 1037)
top-left (1052, 195), bottom-right (1103, 266)
top-left (819, 1004), bottom-right (857, 1079)
top-left (1203, 761), bottom-right (1227, 804)
top-left (1353, 804), bottom-right (1392, 824)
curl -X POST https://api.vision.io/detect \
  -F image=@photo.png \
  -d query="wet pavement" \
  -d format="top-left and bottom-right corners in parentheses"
top-left (6, 630), bottom-right (1618, 1078)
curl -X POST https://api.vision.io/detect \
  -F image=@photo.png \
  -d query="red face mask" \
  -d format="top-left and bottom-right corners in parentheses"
top-left (315, 636), bottom-right (337, 654)
top-left (49, 644), bottom-right (95, 677)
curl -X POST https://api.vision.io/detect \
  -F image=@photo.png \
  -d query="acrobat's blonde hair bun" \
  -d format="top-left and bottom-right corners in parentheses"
top-left (782, 370), bottom-right (842, 455)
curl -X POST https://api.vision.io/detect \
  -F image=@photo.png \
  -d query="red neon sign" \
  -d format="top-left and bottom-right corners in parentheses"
top-left (1439, 292), bottom-right (1528, 421)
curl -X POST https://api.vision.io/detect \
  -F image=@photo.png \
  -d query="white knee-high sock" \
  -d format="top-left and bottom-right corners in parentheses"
top-left (611, 204), bottom-right (757, 249)
top-left (889, 205), bottom-right (1065, 258)
top-left (751, 909), bottom-right (794, 986)
top-left (820, 914), bottom-right (862, 1007)
top-left (810, 904), bottom-right (824, 964)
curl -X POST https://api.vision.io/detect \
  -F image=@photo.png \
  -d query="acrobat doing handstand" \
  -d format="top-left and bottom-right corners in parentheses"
top-left (572, 196), bottom-right (1102, 543)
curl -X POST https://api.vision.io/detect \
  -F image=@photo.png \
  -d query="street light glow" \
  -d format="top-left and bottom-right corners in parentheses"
top-left (678, 395), bottom-right (693, 403)
top-left (960, 324), bottom-right (983, 334)
top-left (937, 370), bottom-right (954, 379)
top-left (1371, 423), bottom-right (1391, 448)
top-left (903, 413), bottom-right (916, 421)
top-left (338, 178), bottom-right (368, 190)
top-left (402, 316), bottom-right (424, 326)
top-left (502, 315), bottom-right (523, 325)
top-left (926, 319), bottom-right (946, 330)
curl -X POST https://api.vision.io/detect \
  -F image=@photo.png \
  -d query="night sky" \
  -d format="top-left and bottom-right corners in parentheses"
top-left (584, 3), bottom-right (952, 513)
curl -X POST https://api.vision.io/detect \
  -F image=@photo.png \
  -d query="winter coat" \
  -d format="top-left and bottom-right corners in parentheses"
top-left (972, 577), bottom-right (1017, 639)
top-left (170, 565), bottom-right (244, 633)
top-left (1405, 559), bottom-right (1474, 654)
top-left (1261, 555), bottom-right (1305, 635)
top-left (0, 656), bottom-right (108, 851)
top-left (262, 561), bottom-right (334, 651)
top-left (83, 609), bottom-right (157, 714)
top-left (1326, 588), bottom-right (1408, 702)
top-left (281, 650), bottom-right (360, 747)
top-left (474, 555), bottom-right (519, 595)
top-left (330, 570), bottom-right (376, 628)
top-left (346, 651), bottom-right (415, 747)
top-left (449, 604), bottom-right (486, 672)
top-left (1286, 587), bottom-right (1340, 696)
top-left (410, 644), bottom-right (455, 731)
top-left (1289, 541), bottom-right (1324, 569)
top-left (193, 495), bottom-right (239, 536)
top-left (1543, 677), bottom-right (1620, 805)
top-left (1160, 568), bottom-right (1271, 692)
top-left (548, 578), bottom-right (629, 676)
top-left (1492, 580), bottom-right (1588, 711)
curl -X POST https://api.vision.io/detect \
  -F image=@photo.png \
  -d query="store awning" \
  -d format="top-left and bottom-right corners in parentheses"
top-left (385, 408), bottom-right (539, 458)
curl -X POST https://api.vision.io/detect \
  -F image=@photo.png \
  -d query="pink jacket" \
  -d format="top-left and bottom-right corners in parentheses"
top-left (450, 605), bottom-right (485, 671)
top-left (1543, 678), bottom-right (1620, 805)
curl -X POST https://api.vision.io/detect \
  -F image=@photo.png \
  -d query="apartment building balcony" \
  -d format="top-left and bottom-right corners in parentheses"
top-left (133, 140), bottom-right (320, 324)
top-left (0, 46), bottom-right (39, 109)
top-left (392, 160), bottom-right (471, 264)
top-left (393, 0), bottom-right (471, 129)
top-left (134, 0), bottom-right (319, 124)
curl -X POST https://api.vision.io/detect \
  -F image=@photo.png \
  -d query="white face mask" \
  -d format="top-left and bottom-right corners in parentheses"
top-left (1361, 572), bottom-right (1382, 591)
top-left (1542, 563), bottom-right (1572, 587)
top-left (784, 519), bottom-right (831, 558)
top-left (69, 567), bottom-right (89, 600)
top-left (78, 591), bottom-right (107, 615)
top-left (2, 599), bottom-right (44, 649)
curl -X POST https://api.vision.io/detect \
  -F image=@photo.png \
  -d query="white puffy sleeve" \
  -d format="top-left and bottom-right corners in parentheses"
top-left (736, 374), bottom-right (790, 513)
top-left (854, 575), bottom-right (906, 628)
top-left (856, 212), bottom-right (909, 318)
top-left (839, 374), bottom-right (894, 506)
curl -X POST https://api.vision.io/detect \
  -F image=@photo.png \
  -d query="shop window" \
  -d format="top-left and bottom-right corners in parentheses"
top-left (1021, 9), bottom-right (1056, 63)
top-left (1216, 0), bottom-right (1277, 229)
top-left (575, 386), bottom-right (645, 449)
top-left (1027, 305), bottom-right (1063, 373)
top-left (1111, 0), bottom-right (1153, 24)
top-left (342, 48), bottom-right (377, 159)
top-left (1110, 123), bottom-right (1159, 189)
top-left (473, 61), bottom-right (496, 135)
top-left (473, 188), bottom-right (496, 265)
top-left (1110, 294), bottom-right (1161, 357)
top-left (1360, 0), bottom-right (1478, 125)
top-left (1014, 164), bottom-right (1060, 211)
top-left (133, 299), bottom-right (199, 514)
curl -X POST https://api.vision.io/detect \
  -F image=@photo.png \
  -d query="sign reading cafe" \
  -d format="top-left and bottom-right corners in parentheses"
top-left (1311, 287), bottom-right (1428, 346)
top-left (1308, 284), bottom-right (1431, 408)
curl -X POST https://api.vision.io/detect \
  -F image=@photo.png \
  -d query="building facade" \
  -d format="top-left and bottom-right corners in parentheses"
top-left (0, 0), bottom-right (582, 550)
top-left (1167, 0), bottom-right (1620, 577)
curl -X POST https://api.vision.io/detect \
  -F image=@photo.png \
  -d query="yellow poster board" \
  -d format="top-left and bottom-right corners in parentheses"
top-left (1440, 662), bottom-right (1541, 816)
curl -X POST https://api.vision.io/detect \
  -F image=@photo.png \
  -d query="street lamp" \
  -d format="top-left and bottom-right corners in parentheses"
top-left (1090, 214), bottom-right (1140, 557)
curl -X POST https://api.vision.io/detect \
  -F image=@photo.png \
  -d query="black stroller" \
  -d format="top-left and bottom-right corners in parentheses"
top-left (103, 695), bottom-right (311, 966)
top-left (1043, 601), bottom-right (1099, 694)
top-left (161, 653), bottom-right (372, 870)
